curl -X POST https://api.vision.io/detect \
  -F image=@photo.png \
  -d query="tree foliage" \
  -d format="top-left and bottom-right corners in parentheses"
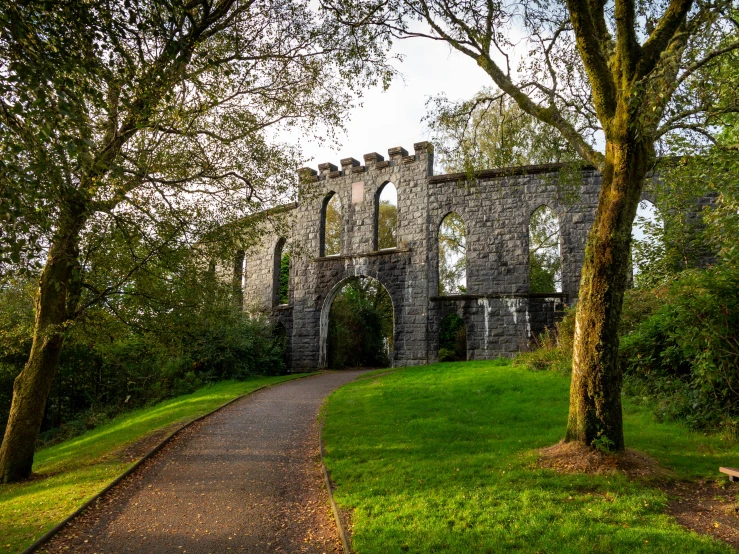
top-left (278, 251), bottom-right (290, 305)
top-left (0, 0), bottom-right (390, 481)
top-left (621, 255), bottom-right (739, 432)
top-left (324, 194), bottom-right (342, 256)
top-left (377, 198), bottom-right (398, 249)
top-left (0, 254), bottom-right (286, 446)
top-left (529, 206), bottom-right (562, 294)
top-left (438, 212), bottom-right (467, 295)
top-left (426, 88), bottom-right (579, 174)
top-left (327, 278), bottom-right (393, 368)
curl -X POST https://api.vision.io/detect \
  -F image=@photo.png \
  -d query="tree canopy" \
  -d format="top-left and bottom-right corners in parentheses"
top-left (0, 0), bottom-right (391, 482)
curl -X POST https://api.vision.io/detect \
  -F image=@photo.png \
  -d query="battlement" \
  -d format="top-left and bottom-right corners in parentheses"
top-left (298, 141), bottom-right (433, 182)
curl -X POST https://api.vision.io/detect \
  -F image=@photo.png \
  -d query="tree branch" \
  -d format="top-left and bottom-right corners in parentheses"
top-left (637, 0), bottom-right (693, 79)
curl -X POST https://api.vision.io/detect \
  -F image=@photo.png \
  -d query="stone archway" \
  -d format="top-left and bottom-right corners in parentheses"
top-left (318, 275), bottom-right (395, 368)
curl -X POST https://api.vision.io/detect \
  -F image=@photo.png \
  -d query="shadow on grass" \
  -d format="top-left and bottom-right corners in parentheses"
top-left (322, 361), bottom-right (737, 553)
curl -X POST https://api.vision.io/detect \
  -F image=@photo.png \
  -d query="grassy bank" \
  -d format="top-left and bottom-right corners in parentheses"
top-left (0, 373), bottom-right (310, 553)
top-left (322, 360), bottom-right (739, 553)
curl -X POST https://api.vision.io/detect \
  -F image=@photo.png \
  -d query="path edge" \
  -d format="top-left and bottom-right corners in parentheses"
top-left (317, 367), bottom-right (400, 554)
top-left (319, 411), bottom-right (352, 554)
top-left (22, 372), bottom-right (316, 554)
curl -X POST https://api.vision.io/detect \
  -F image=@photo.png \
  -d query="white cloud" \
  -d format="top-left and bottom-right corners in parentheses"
top-left (291, 36), bottom-right (493, 171)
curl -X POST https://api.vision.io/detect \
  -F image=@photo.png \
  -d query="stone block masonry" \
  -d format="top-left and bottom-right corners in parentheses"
top-left (236, 142), bottom-right (691, 371)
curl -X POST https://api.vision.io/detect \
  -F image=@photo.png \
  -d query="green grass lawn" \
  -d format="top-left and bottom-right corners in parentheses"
top-left (0, 373), bottom-right (310, 554)
top-left (322, 360), bottom-right (739, 553)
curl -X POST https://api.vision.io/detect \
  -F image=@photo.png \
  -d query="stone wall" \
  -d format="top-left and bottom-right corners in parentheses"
top-left (238, 143), bottom-right (620, 369)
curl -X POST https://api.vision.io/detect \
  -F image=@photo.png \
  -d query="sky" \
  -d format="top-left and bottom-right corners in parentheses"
top-left (293, 36), bottom-right (493, 172)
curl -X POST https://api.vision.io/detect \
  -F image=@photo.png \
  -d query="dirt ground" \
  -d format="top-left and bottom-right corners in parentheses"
top-left (539, 441), bottom-right (739, 550)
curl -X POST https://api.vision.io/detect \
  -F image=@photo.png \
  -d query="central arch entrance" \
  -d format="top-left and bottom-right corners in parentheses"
top-left (319, 276), bottom-right (394, 368)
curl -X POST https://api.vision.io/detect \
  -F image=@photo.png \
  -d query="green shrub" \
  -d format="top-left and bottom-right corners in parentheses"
top-left (619, 286), bottom-right (666, 334)
top-left (620, 257), bottom-right (739, 432)
top-left (517, 307), bottom-right (575, 372)
top-left (0, 279), bottom-right (287, 445)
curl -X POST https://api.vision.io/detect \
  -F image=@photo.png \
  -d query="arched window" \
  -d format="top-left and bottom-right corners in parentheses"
top-left (321, 193), bottom-right (342, 256)
top-left (529, 205), bottom-right (562, 293)
top-left (438, 212), bottom-right (467, 295)
top-left (376, 182), bottom-right (398, 249)
top-left (439, 313), bottom-right (467, 361)
top-left (631, 199), bottom-right (663, 288)
top-left (273, 238), bottom-right (289, 306)
top-left (234, 250), bottom-right (246, 309)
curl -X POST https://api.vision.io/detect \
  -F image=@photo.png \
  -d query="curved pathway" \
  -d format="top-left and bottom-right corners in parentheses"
top-left (43, 371), bottom-right (366, 554)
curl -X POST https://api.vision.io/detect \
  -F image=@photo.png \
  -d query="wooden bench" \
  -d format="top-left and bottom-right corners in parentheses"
top-left (719, 467), bottom-right (739, 482)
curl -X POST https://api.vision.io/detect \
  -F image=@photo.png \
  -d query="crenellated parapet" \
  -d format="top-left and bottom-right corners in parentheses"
top-left (298, 142), bottom-right (434, 182)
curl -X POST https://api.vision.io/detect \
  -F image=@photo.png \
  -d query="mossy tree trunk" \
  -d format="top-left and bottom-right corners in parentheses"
top-left (565, 137), bottom-right (653, 451)
top-left (0, 206), bottom-right (85, 482)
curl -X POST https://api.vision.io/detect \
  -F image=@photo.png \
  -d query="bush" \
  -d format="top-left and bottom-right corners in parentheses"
top-left (620, 257), bottom-right (739, 432)
top-left (619, 286), bottom-right (666, 335)
top-left (517, 307), bottom-right (575, 372)
top-left (438, 348), bottom-right (457, 362)
top-left (0, 277), bottom-right (287, 446)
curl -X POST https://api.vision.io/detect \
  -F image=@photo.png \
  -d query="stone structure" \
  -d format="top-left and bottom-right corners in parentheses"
top-left (239, 142), bottom-right (611, 370)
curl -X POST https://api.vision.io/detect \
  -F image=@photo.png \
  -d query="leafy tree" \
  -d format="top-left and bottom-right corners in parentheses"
top-left (427, 87), bottom-right (579, 174)
top-left (377, 199), bottom-right (398, 249)
top-left (438, 213), bottom-right (467, 295)
top-left (323, 0), bottom-right (739, 450)
top-left (0, 245), bottom-right (286, 445)
top-left (0, 0), bottom-right (389, 481)
top-left (324, 194), bottom-right (343, 256)
top-left (529, 206), bottom-right (562, 294)
top-left (328, 278), bottom-right (393, 368)
top-left (278, 252), bottom-right (290, 305)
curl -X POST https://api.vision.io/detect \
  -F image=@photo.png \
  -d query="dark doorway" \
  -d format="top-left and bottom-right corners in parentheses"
top-left (439, 313), bottom-right (467, 361)
top-left (327, 277), bottom-right (393, 369)
top-left (272, 322), bottom-right (290, 373)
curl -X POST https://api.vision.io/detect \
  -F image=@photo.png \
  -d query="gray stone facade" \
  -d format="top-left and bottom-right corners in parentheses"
top-left (236, 142), bottom-right (646, 370)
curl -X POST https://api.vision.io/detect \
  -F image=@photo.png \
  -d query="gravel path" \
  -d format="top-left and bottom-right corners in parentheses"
top-left (42, 371), bottom-right (366, 554)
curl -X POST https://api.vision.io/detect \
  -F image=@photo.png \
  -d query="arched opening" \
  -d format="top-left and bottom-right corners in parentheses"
top-left (529, 205), bottom-right (562, 293)
top-left (273, 238), bottom-right (289, 306)
top-left (319, 276), bottom-right (394, 369)
top-left (376, 182), bottom-right (398, 249)
top-left (439, 313), bottom-right (467, 361)
top-left (272, 322), bottom-right (290, 373)
top-left (631, 199), bottom-right (664, 288)
top-left (233, 250), bottom-right (246, 309)
top-left (438, 212), bottom-right (467, 295)
top-left (321, 192), bottom-right (342, 257)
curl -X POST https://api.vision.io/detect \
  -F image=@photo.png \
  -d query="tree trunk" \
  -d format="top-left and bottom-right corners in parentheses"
top-left (565, 139), bottom-right (652, 452)
top-left (0, 216), bottom-right (83, 483)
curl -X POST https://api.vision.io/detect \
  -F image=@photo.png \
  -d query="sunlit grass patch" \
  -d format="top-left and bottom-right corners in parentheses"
top-left (323, 360), bottom-right (738, 553)
top-left (0, 373), bottom-right (310, 553)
